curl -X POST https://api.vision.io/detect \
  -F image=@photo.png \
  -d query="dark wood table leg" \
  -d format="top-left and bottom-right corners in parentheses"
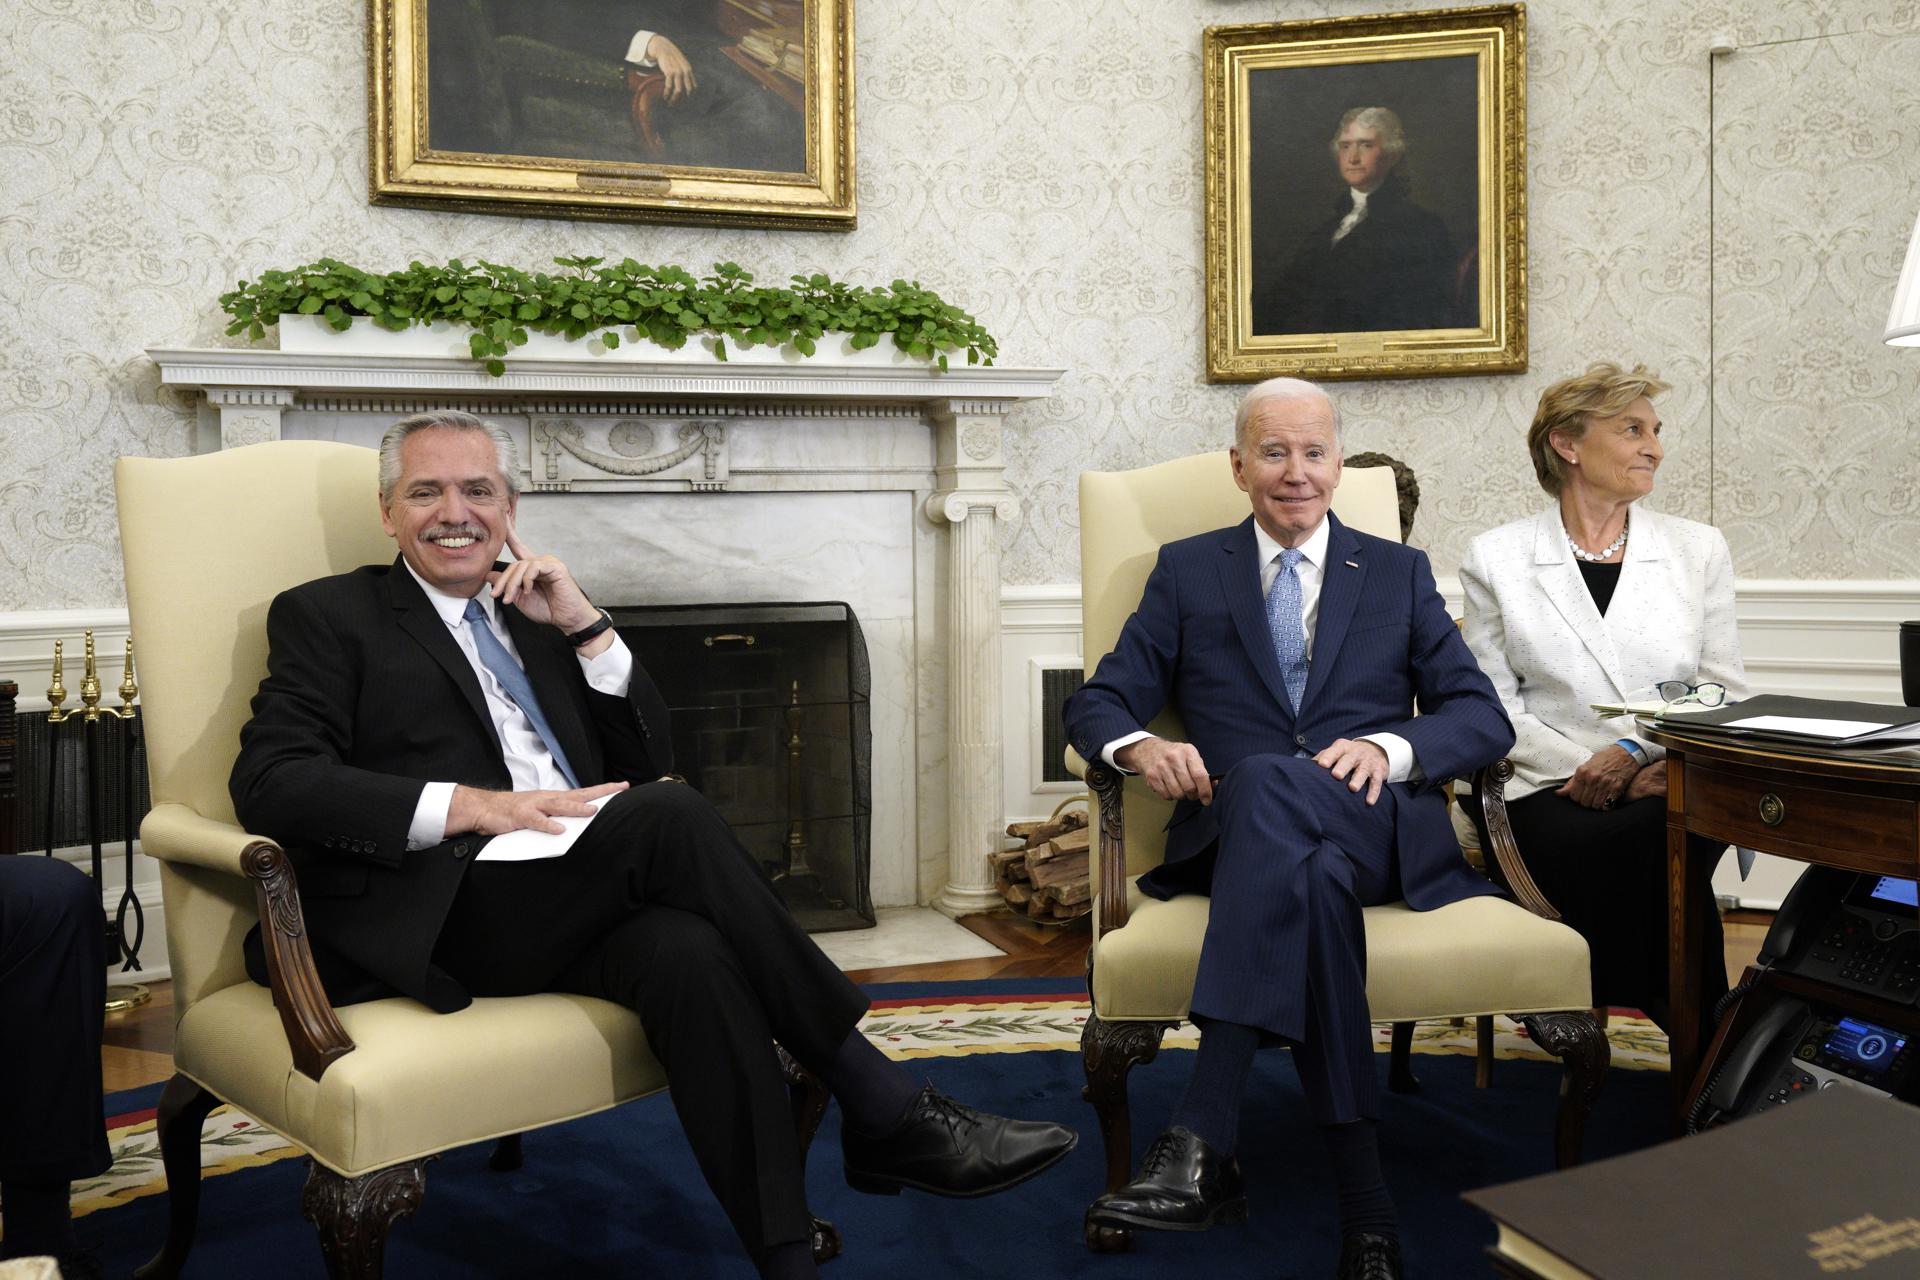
top-left (1667, 807), bottom-right (1704, 1121)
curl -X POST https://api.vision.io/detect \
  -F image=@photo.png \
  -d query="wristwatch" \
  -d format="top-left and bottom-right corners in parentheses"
top-left (565, 608), bottom-right (614, 647)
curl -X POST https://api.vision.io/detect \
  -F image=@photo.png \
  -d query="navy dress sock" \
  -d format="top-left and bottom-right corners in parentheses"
top-left (821, 1026), bottom-right (921, 1136)
top-left (1325, 1119), bottom-right (1398, 1238)
top-left (1168, 1017), bottom-right (1261, 1156)
top-left (755, 1239), bottom-right (819, 1280)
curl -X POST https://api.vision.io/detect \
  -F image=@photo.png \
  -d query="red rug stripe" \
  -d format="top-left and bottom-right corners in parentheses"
top-left (107, 1107), bottom-right (157, 1129)
top-left (866, 992), bottom-right (1085, 1010)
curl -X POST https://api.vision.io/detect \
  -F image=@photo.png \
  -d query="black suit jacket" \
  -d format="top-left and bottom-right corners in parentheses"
top-left (230, 558), bottom-right (673, 1011)
top-left (1253, 174), bottom-right (1460, 335)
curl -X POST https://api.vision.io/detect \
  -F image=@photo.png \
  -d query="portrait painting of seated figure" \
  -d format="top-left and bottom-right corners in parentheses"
top-left (423, 0), bottom-right (807, 175)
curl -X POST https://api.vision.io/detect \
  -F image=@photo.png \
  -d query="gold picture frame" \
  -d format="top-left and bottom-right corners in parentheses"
top-left (1204, 5), bottom-right (1526, 381)
top-left (369, 0), bottom-right (855, 231)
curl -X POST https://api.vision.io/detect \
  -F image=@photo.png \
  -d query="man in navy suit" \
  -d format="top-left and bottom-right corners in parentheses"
top-left (1064, 378), bottom-right (1513, 1280)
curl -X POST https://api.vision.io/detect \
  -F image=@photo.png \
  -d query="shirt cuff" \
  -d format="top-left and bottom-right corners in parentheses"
top-left (1357, 732), bottom-right (1414, 785)
top-left (407, 781), bottom-right (454, 850)
top-left (579, 631), bottom-right (633, 695)
top-left (1101, 731), bottom-right (1154, 771)
top-left (624, 29), bottom-right (660, 65)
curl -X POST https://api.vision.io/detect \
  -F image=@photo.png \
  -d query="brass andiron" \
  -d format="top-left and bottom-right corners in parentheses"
top-left (44, 631), bottom-right (149, 1012)
top-left (48, 631), bottom-right (137, 724)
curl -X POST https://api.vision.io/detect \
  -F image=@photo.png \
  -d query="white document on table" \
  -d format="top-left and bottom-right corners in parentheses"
top-left (1721, 715), bottom-right (1893, 739)
top-left (474, 794), bottom-right (615, 862)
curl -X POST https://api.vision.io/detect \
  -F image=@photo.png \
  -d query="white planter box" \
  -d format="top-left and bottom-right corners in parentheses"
top-left (275, 313), bottom-right (952, 369)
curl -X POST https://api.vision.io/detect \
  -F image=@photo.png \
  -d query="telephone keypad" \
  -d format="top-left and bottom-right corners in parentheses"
top-left (1757, 1068), bottom-right (1820, 1113)
top-left (1797, 908), bottom-right (1919, 1005)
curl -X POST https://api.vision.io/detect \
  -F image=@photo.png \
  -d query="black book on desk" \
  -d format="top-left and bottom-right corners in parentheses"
top-left (1465, 1090), bottom-right (1920, 1280)
top-left (1652, 694), bottom-right (1920, 748)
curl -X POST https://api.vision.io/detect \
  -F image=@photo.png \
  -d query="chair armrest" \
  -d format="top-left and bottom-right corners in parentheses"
top-left (1471, 760), bottom-right (1562, 922)
top-left (1084, 758), bottom-right (1131, 934)
top-left (139, 804), bottom-right (356, 1081)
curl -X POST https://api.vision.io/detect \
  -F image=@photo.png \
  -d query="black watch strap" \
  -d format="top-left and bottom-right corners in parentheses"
top-left (566, 608), bottom-right (614, 647)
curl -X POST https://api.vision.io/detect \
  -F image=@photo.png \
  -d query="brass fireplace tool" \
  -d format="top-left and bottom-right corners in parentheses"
top-left (46, 632), bottom-right (150, 1012)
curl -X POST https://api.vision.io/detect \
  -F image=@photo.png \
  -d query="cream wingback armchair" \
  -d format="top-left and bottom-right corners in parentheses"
top-left (1070, 452), bottom-right (1608, 1253)
top-left (117, 442), bottom-right (833, 1278)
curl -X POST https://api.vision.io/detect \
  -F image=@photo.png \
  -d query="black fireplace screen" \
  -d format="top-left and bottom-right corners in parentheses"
top-left (610, 601), bottom-right (874, 932)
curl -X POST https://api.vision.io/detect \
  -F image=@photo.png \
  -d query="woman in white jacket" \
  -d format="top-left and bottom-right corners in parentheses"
top-left (1461, 362), bottom-right (1746, 1040)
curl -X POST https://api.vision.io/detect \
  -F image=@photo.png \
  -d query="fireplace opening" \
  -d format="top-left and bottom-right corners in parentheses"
top-left (611, 601), bottom-right (874, 932)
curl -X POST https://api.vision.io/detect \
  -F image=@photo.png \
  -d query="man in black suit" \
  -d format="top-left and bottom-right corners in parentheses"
top-left (1253, 107), bottom-right (1463, 335)
top-left (230, 410), bottom-right (1073, 1280)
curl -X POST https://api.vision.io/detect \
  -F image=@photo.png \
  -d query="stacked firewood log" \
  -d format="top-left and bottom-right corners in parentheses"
top-left (991, 807), bottom-right (1092, 923)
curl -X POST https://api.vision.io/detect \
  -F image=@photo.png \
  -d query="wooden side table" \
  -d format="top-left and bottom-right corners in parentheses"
top-left (1644, 722), bottom-right (1920, 1116)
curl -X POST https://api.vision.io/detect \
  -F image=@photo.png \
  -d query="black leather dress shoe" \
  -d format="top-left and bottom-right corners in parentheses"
top-left (1085, 1126), bottom-right (1246, 1232)
top-left (841, 1085), bottom-right (1077, 1197)
top-left (1337, 1231), bottom-right (1403, 1280)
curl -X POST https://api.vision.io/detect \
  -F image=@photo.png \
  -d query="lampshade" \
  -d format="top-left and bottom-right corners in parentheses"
top-left (1888, 210), bottom-right (1920, 346)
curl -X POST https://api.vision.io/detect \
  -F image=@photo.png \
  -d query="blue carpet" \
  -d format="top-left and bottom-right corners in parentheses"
top-left (81, 993), bottom-right (1669, 1278)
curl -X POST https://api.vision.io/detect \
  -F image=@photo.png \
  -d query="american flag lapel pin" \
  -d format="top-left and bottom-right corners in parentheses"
top-left (1344, 560), bottom-right (1359, 569)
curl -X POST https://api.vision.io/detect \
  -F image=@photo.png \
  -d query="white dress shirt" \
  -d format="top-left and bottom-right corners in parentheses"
top-left (1101, 516), bottom-right (1415, 782)
top-left (402, 559), bottom-right (634, 848)
top-left (624, 30), bottom-right (663, 64)
top-left (1331, 187), bottom-right (1371, 245)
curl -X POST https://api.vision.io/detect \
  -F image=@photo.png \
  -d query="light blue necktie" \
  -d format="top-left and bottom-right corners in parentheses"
top-left (1266, 547), bottom-right (1309, 713)
top-left (462, 598), bottom-right (580, 788)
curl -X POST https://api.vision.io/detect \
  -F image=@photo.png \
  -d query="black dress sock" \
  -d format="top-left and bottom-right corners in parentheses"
top-left (0, 1180), bottom-right (73, 1259)
top-left (821, 1026), bottom-right (921, 1136)
top-left (1168, 1017), bottom-right (1261, 1157)
top-left (754, 1239), bottom-right (819, 1280)
top-left (1324, 1119), bottom-right (1398, 1239)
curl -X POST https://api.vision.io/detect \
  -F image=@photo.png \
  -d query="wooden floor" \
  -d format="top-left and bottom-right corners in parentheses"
top-left (99, 910), bottom-right (1773, 1094)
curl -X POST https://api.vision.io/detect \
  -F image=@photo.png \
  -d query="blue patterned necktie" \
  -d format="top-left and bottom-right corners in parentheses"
top-left (1266, 547), bottom-right (1309, 713)
top-left (462, 598), bottom-right (580, 788)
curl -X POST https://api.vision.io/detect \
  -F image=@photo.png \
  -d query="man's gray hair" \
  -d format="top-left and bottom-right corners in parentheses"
top-left (376, 410), bottom-right (521, 501)
top-left (1330, 106), bottom-right (1408, 163)
top-left (1233, 377), bottom-right (1344, 454)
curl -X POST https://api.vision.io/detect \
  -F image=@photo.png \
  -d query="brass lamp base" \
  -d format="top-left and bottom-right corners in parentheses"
top-left (105, 983), bottom-right (151, 1014)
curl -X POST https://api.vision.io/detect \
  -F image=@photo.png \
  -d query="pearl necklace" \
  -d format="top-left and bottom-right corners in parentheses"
top-left (1566, 512), bottom-right (1628, 563)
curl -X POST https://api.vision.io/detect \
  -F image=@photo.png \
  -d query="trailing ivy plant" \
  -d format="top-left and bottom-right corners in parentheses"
top-left (220, 256), bottom-right (998, 376)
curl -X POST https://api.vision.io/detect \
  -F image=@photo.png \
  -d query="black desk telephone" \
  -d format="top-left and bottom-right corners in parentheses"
top-left (1695, 868), bottom-right (1920, 1128)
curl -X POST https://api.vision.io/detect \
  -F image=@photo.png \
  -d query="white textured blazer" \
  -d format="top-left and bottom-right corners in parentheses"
top-left (1460, 504), bottom-right (1748, 801)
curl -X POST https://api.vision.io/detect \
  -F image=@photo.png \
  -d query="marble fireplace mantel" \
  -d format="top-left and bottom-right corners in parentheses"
top-left (148, 344), bottom-right (1065, 918)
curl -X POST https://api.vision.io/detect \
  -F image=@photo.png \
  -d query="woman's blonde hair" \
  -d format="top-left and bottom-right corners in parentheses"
top-left (1526, 362), bottom-right (1671, 496)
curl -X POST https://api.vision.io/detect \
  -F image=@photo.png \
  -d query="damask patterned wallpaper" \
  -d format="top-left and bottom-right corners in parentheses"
top-left (1, 0), bottom-right (1916, 611)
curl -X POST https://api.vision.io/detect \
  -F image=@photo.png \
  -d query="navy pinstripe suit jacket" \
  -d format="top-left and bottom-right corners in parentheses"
top-left (1064, 513), bottom-right (1513, 909)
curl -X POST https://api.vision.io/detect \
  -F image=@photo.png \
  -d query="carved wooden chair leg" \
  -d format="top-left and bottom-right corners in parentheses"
top-left (301, 1159), bottom-right (428, 1279)
top-left (487, 1134), bottom-right (523, 1172)
top-left (1520, 1011), bottom-right (1610, 1169)
top-left (777, 1043), bottom-right (842, 1264)
top-left (1387, 1021), bottom-right (1419, 1093)
top-left (1080, 1011), bottom-right (1173, 1254)
top-left (132, 1073), bottom-right (222, 1280)
top-left (1475, 1015), bottom-right (1496, 1089)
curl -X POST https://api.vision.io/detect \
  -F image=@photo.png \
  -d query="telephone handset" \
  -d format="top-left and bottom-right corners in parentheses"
top-left (1704, 997), bottom-right (1812, 1120)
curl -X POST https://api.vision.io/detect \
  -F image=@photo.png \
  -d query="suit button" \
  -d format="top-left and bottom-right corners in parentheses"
top-left (452, 842), bottom-right (470, 859)
top-left (322, 837), bottom-right (335, 849)
top-left (1295, 734), bottom-right (1308, 747)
